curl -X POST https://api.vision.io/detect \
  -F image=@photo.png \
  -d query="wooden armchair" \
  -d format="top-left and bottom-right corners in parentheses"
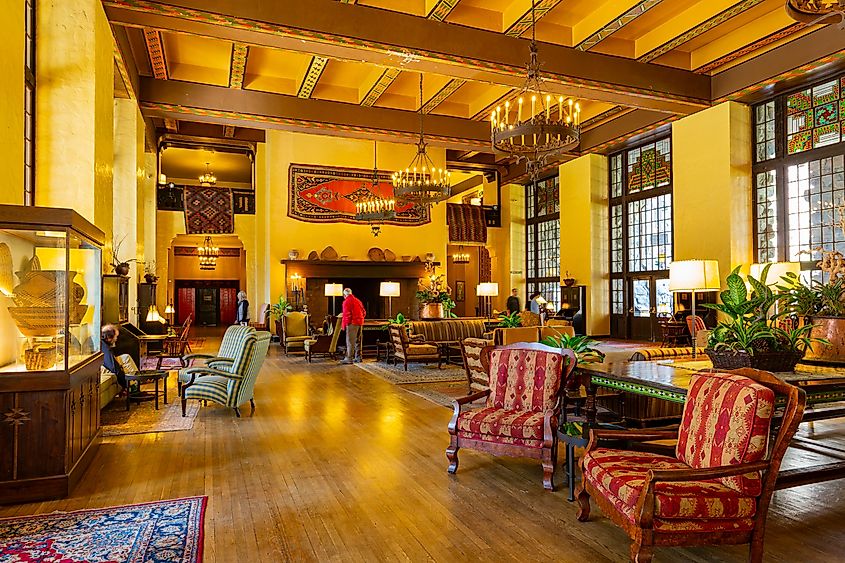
top-left (575, 368), bottom-right (806, 563)
top-left (153, 315), bottom-right (192, 369)
top-left (282, 311), bottom-right (311, 354)
top-left (304, 317), bottom-right (343, 362)
top-left (388, 325), bottom-right (441, 371)
top-left (446, 344), bottom-right (577, 490)
top-left (459, 337), bottom-right (493, 395)
top-left (249, 303), bottom-right (270, 331)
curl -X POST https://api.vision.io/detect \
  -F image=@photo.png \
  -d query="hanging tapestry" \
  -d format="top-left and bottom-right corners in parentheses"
top-left (447, 203), bottom-right (487, 244)
top-left (479, 247), bottom-right (492, 283)
top-left (183, 186), bottom-right (234, 234)
top-left (288, 164), bottom-right (430, 225)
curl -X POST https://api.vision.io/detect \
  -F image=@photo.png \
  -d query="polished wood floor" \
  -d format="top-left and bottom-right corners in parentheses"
top-left (2, 341), bottom-right (845, 562)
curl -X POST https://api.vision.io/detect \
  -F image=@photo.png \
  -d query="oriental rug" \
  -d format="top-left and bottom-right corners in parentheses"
top-left (447, 203), bottom-right (487, 244)
top-left (288, 163), bottom-right (430, 225)
top-left (0, 497), bottom-right (206, 563)
top-left (184, 186), bottom-right (234, 234)
top-left (353, 359), bottom-right (465, 385)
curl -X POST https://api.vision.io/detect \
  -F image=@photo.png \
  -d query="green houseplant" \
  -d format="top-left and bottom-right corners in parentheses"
top-left (270, 296), bottom-right (291, 339)
top-left (540, 333), bottom-right (606, 365)
top-left (497, 311), bottom-right (522, 328)
top-left (416, 263), bottom-right (455, 319)
top-left (702, 265), bottom-right (826, 371)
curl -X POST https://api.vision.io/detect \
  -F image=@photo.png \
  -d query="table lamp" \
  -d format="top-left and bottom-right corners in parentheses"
top-left (477, 282), bottom-right (499, 319)
top-left (324, 283), bottom-right (344, 316)
top-left (380, 281), bottom-right (401, 319)
top-left (668, 260), bottom-right (721, 358)
top-left (164, 302), bottom-right (175, 325)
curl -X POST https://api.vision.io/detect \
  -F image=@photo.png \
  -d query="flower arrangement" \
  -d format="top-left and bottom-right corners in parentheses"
top-left (416, 262), bottom-right (455, 317)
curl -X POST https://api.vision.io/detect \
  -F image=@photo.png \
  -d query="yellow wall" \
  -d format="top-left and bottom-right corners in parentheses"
top-left (504, 183), bottom-right (526, 306)
top-left (0, 0), bottom-right (24, 205)
top-left (560, 153), bottom-right (610, 335)
top-left (264, 130), bottom-right (448, 305)
top-left (673, 101), bottom-right (753, 284)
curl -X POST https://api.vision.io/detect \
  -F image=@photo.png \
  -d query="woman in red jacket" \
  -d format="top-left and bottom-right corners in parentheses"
top-left (340, 287), bottom-right (366, 363)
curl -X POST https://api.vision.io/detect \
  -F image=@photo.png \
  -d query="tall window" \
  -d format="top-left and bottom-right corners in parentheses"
top-left (608, 137), bottom-right (673, 337)
top-left (525, 175), bottom-right (560, 310)
top-left (24, 0), bottom-right (35, 205)
top-left (752, 73), bottom-right (845, 275)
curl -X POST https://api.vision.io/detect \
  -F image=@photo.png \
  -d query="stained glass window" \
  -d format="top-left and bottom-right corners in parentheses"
top-left (755, 170), bottom-right (778, 263)
top-left (627, 194), bottom-right (673, 273)
top-left (786, 78), bottom-right (845, 155)
top-left (754, 101), bottom-right (776, 163)
top-left (626, 139), bottom-right (671, 193)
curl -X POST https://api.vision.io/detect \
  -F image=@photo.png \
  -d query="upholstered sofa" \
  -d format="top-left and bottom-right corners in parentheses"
top-left (99, 369), bottom-right (120, 408)
top-left (408, 319), bottom-right (487, 343)
top-left (493, 325), bottom-right (575, 346)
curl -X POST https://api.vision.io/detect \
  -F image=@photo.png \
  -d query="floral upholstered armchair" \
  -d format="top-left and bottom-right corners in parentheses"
top-left (446, 344), bottom-right (577, 490)
top-left (575, 369), bottom-right (806, 563)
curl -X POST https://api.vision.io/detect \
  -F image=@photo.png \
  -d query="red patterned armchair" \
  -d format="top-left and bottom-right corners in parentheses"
top-left (575, 369), bottom-right (806, 563)
top-left (446, 344), bottom-right (577, 490)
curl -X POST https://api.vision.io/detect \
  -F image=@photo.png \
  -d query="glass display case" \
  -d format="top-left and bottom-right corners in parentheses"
top-left (0, 220), bottom-right (101, 373)
top-left (0, 205), bottom-right (104, 505)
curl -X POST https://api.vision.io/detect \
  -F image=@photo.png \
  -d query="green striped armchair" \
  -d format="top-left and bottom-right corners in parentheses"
top-left (182, 325), bottom-right (256, 369)
top-left (179, 330), bottom-right (271, 417)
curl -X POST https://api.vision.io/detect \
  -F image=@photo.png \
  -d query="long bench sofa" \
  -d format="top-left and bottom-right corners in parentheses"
top-left (408, 319), bottom-right (488, 343)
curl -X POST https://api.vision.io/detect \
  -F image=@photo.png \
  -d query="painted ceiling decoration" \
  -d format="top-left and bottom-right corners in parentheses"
top-left (786, 0), bottom-right (845, 24)
top-left (106, 0), bottom-right (845, 163)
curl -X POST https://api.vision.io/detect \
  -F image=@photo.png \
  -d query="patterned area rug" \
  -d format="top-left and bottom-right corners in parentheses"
top-left (101, 377), bottom-right (199, 436)
top-left (353, 359), bottom-right (466, 385)
top-left (0, 497), bottom-right (206, 562)
top-left (184, 185), bottom-right (234, 234)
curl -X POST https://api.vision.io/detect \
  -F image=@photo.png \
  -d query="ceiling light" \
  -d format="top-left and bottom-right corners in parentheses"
top-left (199, 162), bottom-right (217, 186)
top-left (198, 236), bottom-right (219, 270)
top-left (491, 0), bottom-right (580, 180)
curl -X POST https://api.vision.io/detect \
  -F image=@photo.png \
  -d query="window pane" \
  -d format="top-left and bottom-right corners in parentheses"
top-left (627, 194), bottom-right (673, 272)
top-left (632, 280), bottom-right (651, 317)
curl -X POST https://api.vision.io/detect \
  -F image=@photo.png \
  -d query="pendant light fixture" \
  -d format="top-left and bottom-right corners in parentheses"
top-left (199, 162), bottom-right (217, 186)
top-left (392, 74), bottom-right (451, 207)
top-left (354, 141), bottom-right (396, 237)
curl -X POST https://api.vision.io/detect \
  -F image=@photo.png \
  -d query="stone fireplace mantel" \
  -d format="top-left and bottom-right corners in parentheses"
top-left (280, 260), bottom-right (435, 279)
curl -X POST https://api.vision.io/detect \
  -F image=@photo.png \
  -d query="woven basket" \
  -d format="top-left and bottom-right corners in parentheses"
top-left (705, 348), bottom-right (803, 372)
top-left (24, 346), bottom-right (58, 370)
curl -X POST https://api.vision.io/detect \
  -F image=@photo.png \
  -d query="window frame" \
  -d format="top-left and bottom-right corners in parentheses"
top-left (525, 174), bottom-right (561, 310)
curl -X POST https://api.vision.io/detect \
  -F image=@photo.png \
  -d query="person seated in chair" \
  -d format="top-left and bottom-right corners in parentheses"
top-left (101, 324), bottom-right (143, 395)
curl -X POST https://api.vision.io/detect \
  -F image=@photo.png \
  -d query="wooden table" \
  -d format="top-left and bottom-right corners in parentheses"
top-left (574, 360), bottom-right (845, 491)
top-left (137, 334), bottom-right (168, 359)
top-left (125, 370), bottom-right (168, 411)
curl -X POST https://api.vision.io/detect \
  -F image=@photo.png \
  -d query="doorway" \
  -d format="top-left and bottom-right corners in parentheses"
top-left (175, 280), bottom-right (240, 328)
top-left (627, 276), bottom-right (672, 341)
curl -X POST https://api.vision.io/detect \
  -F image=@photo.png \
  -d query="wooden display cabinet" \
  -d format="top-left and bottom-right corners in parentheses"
top-left (0, 205), bottom-right (104, 504)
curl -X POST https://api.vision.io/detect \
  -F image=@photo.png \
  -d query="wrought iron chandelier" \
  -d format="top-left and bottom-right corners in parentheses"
top-left (785, 0), bottom-right (845, 25)
top-left (491, 0), bottom-right (581, 179)
top-left (199, 162), bottom-right (217, 186)
top-left (452, 249), bottom-right (470, 264)
top-left (355, 141), bottom-right (395, 237)
top-left (197, 236), bottom-right (219, 270)
top-left (392, 74), bottom-right (451, 207)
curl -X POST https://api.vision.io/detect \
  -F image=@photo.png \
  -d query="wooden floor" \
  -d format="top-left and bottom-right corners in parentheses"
top-left (3, 342), bottom-right (845, 562)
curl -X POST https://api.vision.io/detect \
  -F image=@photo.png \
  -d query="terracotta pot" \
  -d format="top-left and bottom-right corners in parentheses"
top-left (804, 316), bottom-right (845, 364)
top-left (114, 263), bottom-right (130, 276)
top-left (420, 302), bottom-right (444, 319)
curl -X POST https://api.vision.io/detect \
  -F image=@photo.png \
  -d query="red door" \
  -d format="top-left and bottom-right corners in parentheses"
top-left (177, 287), bottom-right (195, 325)
top-left (220, 288), bottom-right (237, 325)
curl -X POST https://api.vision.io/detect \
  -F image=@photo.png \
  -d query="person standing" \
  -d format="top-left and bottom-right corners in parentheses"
top-left (506, 288), bottom-right (520, 314)
top-left (236, 290), bottom-right (249, 325)
top-left (340, 287), bottom-right (366, 364)
top-left (529, 291), bottom-right (542, 314)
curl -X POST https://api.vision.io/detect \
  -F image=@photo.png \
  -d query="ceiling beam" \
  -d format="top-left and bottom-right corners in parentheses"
top-left (103, 0), bottom-right (710, 114)
top-left (421, 79), bottom-right (466, 113)
top-left (575, 0), bottom-right (663, 51)
top-left (229, 43), bottom-right (248, 88)
top-left (361, 68), bottom-right (401, 106)
top-left (427, 0), bottom-right (461, 21)
top-left (142, 27), bottom-right (168, 79)
top-left (504, 0), bottom-right (562, 37)
top-left (297, 56), bottom-right (329, 98)
top-left (139, 77), bottom-right (491, 150)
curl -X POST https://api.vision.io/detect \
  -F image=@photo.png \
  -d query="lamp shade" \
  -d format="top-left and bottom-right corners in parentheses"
top-left (477, 282), bottom-right (499, 297)
top-left (379, 281), bottom-right (401, 297)
top-left (749, 262), bottom-right (800, 285)
top-left (324, 283), bottom-right (344, 297)
top-left (164, 303), bottom-right (175, 315)
top-left (145, 305), bottom-right (161, 323)
top-left (668, 260), bottom-right (721, 292)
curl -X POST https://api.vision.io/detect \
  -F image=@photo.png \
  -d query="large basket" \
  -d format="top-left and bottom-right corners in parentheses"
top-left (705, 348), bottom-right (803, 372)
top-left (24, 345), bottom-right (58, 370)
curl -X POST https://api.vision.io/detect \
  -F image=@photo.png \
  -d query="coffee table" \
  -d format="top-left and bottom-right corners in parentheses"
top-left (125, 370), bottom-right (168, 411)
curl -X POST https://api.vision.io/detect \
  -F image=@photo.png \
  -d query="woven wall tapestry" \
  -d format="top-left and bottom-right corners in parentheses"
top-left (479, 247), bottom-right (492, 283)
top-left (447, 203), bottom-right (487, 244)
top-left (288, 164), bottom-right (430, 225)
top-left (184, 186), bottom-right (235, 234)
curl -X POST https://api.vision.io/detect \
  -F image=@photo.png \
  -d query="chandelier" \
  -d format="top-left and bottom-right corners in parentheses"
top-left (199, 162), bottom-right (217, 186)
top-left (452, 249), bottom-right (470, 264)
top-left (785, 1), bottom-right (845, 25)
top-left (355, 141), bottom-right (395, 237)
top-left (197, 236), bottom-right (219, 270)
top-left (392, 74), bottom-right (451, 207)
top-left (491, 0), bottom-right (580, 179)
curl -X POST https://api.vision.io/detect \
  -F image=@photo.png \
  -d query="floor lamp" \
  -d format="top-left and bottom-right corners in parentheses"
top-left (668, 260), bottom-right (721, 359)
top-left (324, 283), bottom-right (343, 316)
top-left (380, 281), bottom-right (401, 319)
top-left (477, 282), bottom-right (499, 320)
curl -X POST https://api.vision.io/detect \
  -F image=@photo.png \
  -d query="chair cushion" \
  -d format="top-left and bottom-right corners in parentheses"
top-left (183, 375), bottom-right (231, 405)
top-left (583, 448), bottom-right (758, 523)
top-left (676, 372), bottom-right (775, 496)
top-left (488, 348), bottom-right (563, 412)
top-left (456, 407), bottom-right (548, 448)
top-left (284, 313), bottom-right (309, 337)
top-left (286, 335), bottom-right (311, 343)
top-left (406, 344), bottom-right (438, 356)
top-left (408, 319), bottom-right (486, 343)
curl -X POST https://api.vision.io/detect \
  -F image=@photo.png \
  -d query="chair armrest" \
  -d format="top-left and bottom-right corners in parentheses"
top-left (183, 353), bottom-right (214, 361)
top-left (202, 356), bottom-right (235, 364)
top-left (181, 366), bottom-right (245, 381)
top-left (447, 389), bottom-right (491, 433)
top-left (584, 429), bottom-right (679, 457)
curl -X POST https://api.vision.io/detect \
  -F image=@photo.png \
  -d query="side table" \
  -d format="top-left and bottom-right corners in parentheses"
top-left (125, 370), bottom-right (169, 411)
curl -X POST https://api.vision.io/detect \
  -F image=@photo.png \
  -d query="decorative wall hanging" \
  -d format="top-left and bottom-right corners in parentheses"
top-left (183, 186), bottom-right (235, 234)
top-left (479, 247), bottom-right (492, 283)
top-left (447, 203), bottom-right (488, 244)
top-left (288, 164), bottom-right (430, 226)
